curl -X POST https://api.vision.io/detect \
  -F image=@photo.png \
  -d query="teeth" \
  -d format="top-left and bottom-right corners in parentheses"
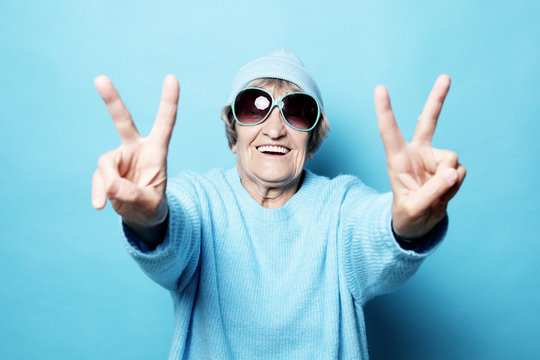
top-left (258, 145), bottom-right (290, 154)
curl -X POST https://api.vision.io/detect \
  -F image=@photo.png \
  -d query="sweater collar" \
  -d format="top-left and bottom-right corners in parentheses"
top-left (225, 167), bottom-right (319, 223)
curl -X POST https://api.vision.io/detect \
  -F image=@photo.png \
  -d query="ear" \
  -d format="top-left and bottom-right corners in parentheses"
top-left (231, 143), bottom-right (237, 154)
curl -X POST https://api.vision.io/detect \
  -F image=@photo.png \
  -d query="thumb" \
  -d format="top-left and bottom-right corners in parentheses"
top-left (108, 177), bottom-right (163, 215)
top-left (416, 166), bottom-right (458, 210)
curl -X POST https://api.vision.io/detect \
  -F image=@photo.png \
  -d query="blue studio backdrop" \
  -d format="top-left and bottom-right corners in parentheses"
top-left (1, 0), bottom-right (538, 359)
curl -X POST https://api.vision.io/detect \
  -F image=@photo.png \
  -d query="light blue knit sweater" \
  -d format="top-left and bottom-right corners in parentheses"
top-left (123, 167), bottom-right (446, 359)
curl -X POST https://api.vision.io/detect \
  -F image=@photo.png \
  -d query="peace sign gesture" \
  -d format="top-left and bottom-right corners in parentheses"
top-left (91, 75), bottom-right (180, 230)
top-left (375, 75), bottom-right (466, 239)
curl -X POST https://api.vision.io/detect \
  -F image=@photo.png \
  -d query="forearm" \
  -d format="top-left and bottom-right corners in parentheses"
top-left (121, 180), bottom-right (202, 291)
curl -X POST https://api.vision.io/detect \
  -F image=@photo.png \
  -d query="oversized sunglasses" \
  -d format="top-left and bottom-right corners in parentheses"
top-left (232, 87), bottom-right (321, 131)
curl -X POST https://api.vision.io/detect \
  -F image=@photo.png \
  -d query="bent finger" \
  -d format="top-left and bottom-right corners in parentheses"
top-left (97, 150), bottom-right (126, 201)
top-left (413, 74), bottom-right (451, 145)
top-left (97, 150), bottom-right (121, 182)
top-left (433, 148), bottom-right (459, 169)
top-left (91, 169), bottom-right (107, 210)
top-left (107, 177), bottom-right (161, 213)
top-left (374, 85), bottom-right (406, 156)
top-left (150, 75), bottom-right (180, 147)
top-left (95, 75), bottom-right (140, 143)
top-left (441, 164), bottom-right (467, 203)
top-left (415, 164), bottom-right (459, 212)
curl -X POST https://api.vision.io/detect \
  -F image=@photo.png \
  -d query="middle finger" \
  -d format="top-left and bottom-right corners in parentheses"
top-left (412, 74), bottom-right (451, 145)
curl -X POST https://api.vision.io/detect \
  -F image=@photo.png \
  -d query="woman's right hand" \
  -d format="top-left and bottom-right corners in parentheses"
top-left (91, 75), bottom-right (180, 230)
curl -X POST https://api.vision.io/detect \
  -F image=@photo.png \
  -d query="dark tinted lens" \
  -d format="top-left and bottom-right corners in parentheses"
top-left (282, 93), bottom-right (318, 130)
top-left (233, 89), bottom-right (272, 124)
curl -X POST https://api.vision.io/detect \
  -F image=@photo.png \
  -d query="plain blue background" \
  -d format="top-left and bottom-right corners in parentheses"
top-left (1, 0), bottom-right (538, 359)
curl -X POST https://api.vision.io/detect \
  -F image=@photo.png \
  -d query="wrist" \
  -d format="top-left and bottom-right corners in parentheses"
top-left (391, 220), bottom-right (430, 240)
top-left (123, 195), bottom-right (168, 229)
top-left (391, 218), bottom-right (434, 241)
top-left (123, 208), bottom-right (169, 248)
top-left (391, 219), bottom-right (433, 251)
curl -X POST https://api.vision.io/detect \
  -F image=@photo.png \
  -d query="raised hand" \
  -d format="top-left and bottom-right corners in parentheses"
top-left (91, 75), bottom-right (180, 230)
top-left (374, 75), bottom-right (466, 239)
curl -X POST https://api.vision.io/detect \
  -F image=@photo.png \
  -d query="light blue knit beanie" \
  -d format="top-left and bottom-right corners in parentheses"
top-left (227, 48), bottom-right (324, 109)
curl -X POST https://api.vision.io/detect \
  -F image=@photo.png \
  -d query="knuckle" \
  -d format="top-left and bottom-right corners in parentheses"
top-left (97, 151), bottom-right (114, 168)
top-left (97, 155), bottom-right (107, 168)
top-left (459, 164), bottom-right (467, 177)
top-left (448, 151), bottom-right (459, 164)
top-left (440, 149), bottom-right (458, 166)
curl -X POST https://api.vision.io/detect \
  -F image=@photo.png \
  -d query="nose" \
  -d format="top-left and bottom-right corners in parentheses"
top-left (261, 105), bottom-right (287, 138)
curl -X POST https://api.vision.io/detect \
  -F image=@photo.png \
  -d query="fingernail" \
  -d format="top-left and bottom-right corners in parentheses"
top-left (444, 168), bottom-right (457, 186)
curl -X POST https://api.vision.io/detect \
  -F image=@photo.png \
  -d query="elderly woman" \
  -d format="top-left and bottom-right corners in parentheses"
top-left (92, 48), bottom-right (466, 359)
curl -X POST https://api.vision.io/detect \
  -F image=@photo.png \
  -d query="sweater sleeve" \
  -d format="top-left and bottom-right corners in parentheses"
top-left (122, 174), bottom-right (202, 292)
top-left (339, 180), bottom-right (447, 305)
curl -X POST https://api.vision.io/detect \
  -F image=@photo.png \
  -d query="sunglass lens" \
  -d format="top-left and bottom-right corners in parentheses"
top-left (282, 94), bottom-right (319, 130)
top-left (234, 89), bottom-right (272, 125)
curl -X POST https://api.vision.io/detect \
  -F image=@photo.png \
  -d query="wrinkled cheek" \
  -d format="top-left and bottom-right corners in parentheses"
top-left (237, 150), bottom-right (256, 173)
top-left (296, 152), bottom-right (308, 170)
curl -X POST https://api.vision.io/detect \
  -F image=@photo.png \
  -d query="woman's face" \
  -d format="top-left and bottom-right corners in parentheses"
top-left (232, 84), bottom-right (310, 193)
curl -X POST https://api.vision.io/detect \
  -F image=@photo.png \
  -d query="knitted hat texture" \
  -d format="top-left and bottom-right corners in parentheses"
top-left (227, 47), bottom-right (324, 108)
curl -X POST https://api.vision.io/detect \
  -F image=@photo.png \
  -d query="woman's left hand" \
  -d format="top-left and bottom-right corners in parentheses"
top-left (374, 75), bottom-right (466, 239)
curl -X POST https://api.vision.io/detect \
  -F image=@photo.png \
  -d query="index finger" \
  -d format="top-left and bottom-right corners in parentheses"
top-left (412, 74), bottom-right (451, 144)
top-left (149, 75), bottom-right (180, 147)
top-left (374, 85), bottom-right (406, 156)
top-left (94, 75), bottom-right (140, 143)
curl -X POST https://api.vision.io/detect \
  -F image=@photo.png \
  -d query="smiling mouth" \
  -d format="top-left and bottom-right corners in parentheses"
top-left (256, 145), bottom-right (291, 155)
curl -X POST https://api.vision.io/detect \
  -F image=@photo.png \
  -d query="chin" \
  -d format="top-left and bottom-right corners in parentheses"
top-left (255, 167), bottom-right (299, 185)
